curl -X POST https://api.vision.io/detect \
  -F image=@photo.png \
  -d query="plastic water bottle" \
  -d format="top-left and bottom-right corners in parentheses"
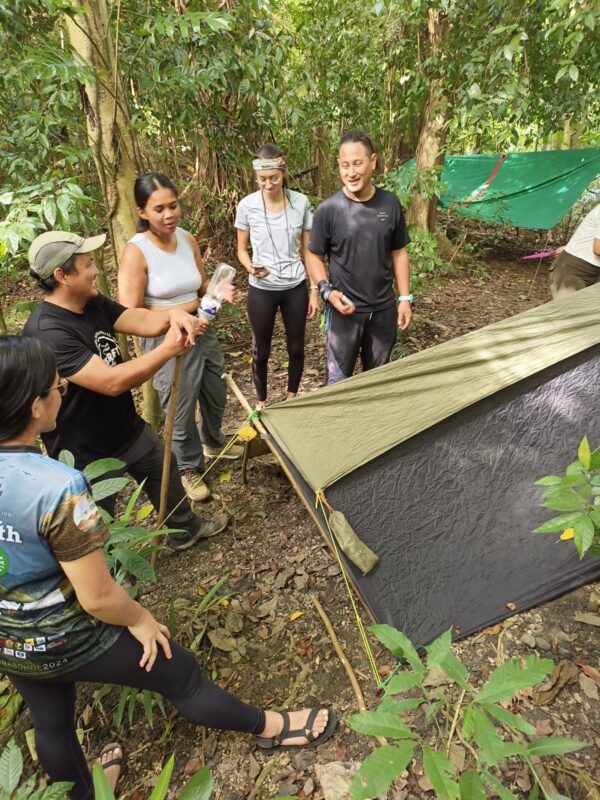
top-left (198, 263), bottom-right (236, 323)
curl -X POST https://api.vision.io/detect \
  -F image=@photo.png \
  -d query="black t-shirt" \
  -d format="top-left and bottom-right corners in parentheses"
top-left (308, 188), bottom-right (410, 311)
top-left (23, 295), bottom-right (145, 468)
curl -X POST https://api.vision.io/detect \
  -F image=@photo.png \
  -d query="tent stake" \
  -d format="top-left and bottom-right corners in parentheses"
top-left (152, 355), bottom-right (183, 571)
top-left (222, 373), bottom-right (375, 624)
top-left (311, 594), bottom-right (385, 746)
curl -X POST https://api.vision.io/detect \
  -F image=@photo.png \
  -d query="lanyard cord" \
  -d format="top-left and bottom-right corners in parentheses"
top-left (261, 189), bottom-right (293, 279)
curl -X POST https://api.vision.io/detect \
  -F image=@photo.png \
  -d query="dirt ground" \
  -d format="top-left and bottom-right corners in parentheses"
top-left (4, 246), bottom-right (600, 798)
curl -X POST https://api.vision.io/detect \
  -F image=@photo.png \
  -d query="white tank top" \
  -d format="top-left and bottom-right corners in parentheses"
top-left (129, 228), bottom-right (201, 307)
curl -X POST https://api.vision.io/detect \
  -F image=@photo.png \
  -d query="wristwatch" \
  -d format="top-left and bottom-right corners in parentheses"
top-left (398, 294), bottom-right (414, 304)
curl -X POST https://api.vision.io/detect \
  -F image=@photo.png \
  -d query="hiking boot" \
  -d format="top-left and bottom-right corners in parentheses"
top-left (203, 442), bottom-right (245, 460)
top-left (169, 511), bottom-right (229, 551)
top-left (181, 469), bottom-right (211, 502)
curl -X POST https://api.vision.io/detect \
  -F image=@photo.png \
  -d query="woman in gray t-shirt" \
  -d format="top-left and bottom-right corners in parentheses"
top-left (235, 145), bottom-right (317, 407)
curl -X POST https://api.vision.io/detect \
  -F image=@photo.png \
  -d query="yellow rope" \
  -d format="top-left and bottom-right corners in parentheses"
top-left (315, 492), bottom-right (381, 687)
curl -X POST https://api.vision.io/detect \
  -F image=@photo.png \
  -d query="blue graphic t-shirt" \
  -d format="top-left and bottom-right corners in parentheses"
top-left (0, 446), bottom-right (120, 677)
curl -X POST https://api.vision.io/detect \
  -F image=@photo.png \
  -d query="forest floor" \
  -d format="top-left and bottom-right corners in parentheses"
top-left (5, 241), bottom-right (600, 799)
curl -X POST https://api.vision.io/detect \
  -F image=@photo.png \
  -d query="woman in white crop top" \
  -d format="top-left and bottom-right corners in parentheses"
top-left (119, 173), bottom-right (243, 502)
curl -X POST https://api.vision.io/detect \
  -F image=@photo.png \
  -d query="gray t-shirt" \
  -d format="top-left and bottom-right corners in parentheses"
top-left (235, 190), bottom-right (313, 291)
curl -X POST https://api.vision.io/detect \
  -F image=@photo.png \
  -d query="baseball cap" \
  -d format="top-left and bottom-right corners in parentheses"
top-left (28, 231), bottom-right (107, 279)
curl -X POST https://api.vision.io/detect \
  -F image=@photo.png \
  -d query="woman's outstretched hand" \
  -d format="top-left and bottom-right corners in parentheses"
top-left (128, 607), bottom-right (172, 672)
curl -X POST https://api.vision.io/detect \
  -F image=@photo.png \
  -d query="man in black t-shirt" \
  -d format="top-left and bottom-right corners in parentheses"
top-left (23, 230), bottom-right (228, 550)
top-left (307, 130), bottom-right (412, 384)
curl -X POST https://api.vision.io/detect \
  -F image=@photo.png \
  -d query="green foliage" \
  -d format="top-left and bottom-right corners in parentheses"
top-left (92, 755), bottom-right (213, 799)
top-left (347, 626), bottom-right (587, 800)
top-left (534, 435), bottom-right (600, 559)
top-left (0, 738), bottom-right (72, 799)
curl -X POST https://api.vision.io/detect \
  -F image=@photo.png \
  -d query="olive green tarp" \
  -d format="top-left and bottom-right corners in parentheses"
top-left (391, 148), bottom-right (600, 229)
top-left (261, 284), bottom-right (600, 493)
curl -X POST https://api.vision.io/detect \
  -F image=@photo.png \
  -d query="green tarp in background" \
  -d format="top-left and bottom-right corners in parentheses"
top-left (392, 148), bottom-right (600, 229)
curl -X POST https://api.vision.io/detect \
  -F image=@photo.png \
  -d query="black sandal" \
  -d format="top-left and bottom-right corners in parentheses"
top-left (255, 708), bottom-right (337, 753)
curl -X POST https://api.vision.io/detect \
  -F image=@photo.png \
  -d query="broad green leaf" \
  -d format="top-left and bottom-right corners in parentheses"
top-left (534, 476), bottom-right (562, 485)
top-left (472, 708), bottom-right (524, 765)
top-left (180, 764), bottom-right (213, 800)
top-left (83, 457), bottom-right (125, 481)
top-left (369, 625), bottom-right (423, 673)
top-left (483, 770), bottom-right (518, 800)
top-left (92, 762), bottom-right (115, 799)
top-left (534, 512), bottom-right (585, 533)
top-left (33, 784), bottom-right (74, 799)
top-left (459, 770), bottom-right (486, 800)
top-left (112, 548), bottom-right (155, 583)
top-left (589, 446), bottom-right (600, 470)
top-left (437, 652), bottom-right (470, 690)
top-left (92, 477), bottom-right (130, 502)
top-left (379, 696), bottom-right (424, 713)
top-left (573, 517), bottom-right (594, 558)
top-left (350, 743), bottom-right (414, 800)
top-left (425, 628), bottom-right (451, 666)
top-left (0, 739), bottom-right (23, 794)
top-left (149, 754), bottom-right (175, 800)
top-left (58, 449), bottom-right (75, 468)
top-left (348, 710), bottom-right (417, 739)
top-left (541, 487), bottom-right (586, 512)
top-left (578, 436), bottom-right (591, 469)
top-left (461, 705), bottom-right (475, 739)
top-left (12, 772), bottom-right (37, 800)
top-left (480, 702), bottom-right (535, 736)
top-left (422, 745), bottom-right (459, 799)
top-left (384, 671), bottom-right (421, 695)
top-left (525, 737), bottom-right (587, 757)
top-left (474, 657), bottom-right (553, 704)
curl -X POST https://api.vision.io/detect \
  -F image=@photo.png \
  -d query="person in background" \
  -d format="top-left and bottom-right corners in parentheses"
top-left (235, 145), bottom-right (317, 408)
top-left (23, 230), bottom-right (227, 551)
top-left (306, 130), bottom-right (412, 384)
top-left (549, 203), bottom-right (600, 299)
top-left (0, 335), bottom-right (336, 799)
top-left (119, 173), bottom-right (243, 503)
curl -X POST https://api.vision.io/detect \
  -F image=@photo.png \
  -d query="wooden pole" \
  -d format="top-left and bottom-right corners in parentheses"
top-left (151, 355), bottom-right (183, 570)
top-left (222, 372), bottom-right (375, 625)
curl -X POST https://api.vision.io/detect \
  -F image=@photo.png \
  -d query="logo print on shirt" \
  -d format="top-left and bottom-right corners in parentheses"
top-left (94, 331), bottom-right (120, 367)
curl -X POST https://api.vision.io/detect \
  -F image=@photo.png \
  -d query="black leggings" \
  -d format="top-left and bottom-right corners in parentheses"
top-left (8, 630), bottom-right (265, 800)
top-left (247, 282), bottom-right (308, 401)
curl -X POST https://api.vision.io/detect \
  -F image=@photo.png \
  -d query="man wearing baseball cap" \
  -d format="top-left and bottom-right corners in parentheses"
top-left (24, 230), bottom-right (228, 550)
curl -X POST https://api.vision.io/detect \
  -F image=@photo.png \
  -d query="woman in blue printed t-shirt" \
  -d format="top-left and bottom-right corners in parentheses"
top-left (0, 335), bottom-right (336, 798)
top-left (235, 144), bottom-right (318, 408)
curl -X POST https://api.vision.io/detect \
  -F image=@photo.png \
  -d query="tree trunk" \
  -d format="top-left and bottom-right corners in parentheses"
top-left (65, 0), bottom-right (162, 430)
top-left (407, 9), bottom-right (450, 232)
top-left (313, 124), bottom-right (334, 200)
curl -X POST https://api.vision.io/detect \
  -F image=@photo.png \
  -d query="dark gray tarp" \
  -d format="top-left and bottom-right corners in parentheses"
top-left (268, 345), bottom-right (600, 647)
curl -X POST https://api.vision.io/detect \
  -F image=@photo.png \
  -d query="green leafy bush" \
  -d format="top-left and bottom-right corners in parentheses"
top-left (0, 738), bottom-right (72, 799)
top-left (534, 435), bottom-right (600, 559)
top-left (347, 626), bottom-right (586, 800)
top-left (92, 755), bottom-right (213, 800)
